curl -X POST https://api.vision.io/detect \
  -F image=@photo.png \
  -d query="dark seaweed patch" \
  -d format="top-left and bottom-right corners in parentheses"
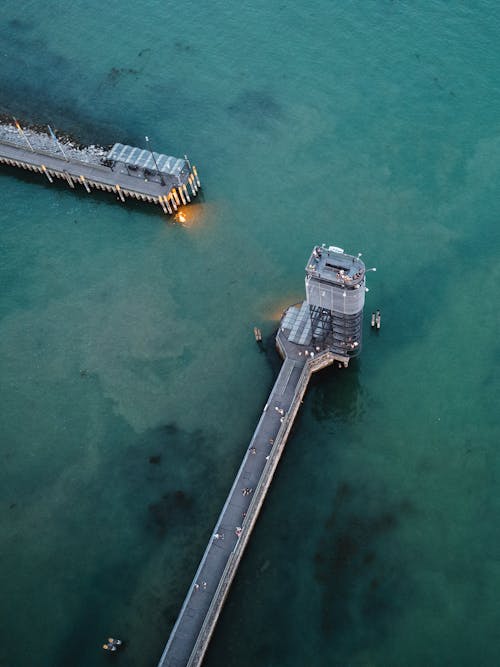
top-left (148, 490), bottom-right (194, 536)
top-left (7, 18), bottom-right (33, 31)
top-left (173, 40), bottom-right (192, 53)
top-left (106, 67), bottom-right (140, 87)
top-left (310, 365), bottom-right (371, 424)
top-left (315, 482), bottom-right (415, 643)
top-left (227, 90), bottom-right (283, 130)
top-left (161, 602), bottom-right (179, 625)
top-left (162, 422), bottom-right (179, 437)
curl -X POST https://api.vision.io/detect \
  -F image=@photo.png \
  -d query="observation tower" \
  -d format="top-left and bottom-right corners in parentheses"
top-left (279, 244), bottom-right (368, 363)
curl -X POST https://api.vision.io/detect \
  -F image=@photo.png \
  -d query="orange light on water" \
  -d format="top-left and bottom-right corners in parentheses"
top-left (170, 200), bottom-right (212, 228)
top-left (265, 296), bottom-right (301, 322)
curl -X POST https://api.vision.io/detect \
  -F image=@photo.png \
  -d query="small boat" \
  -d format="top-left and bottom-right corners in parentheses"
top-left (102, 638), bottom-right (123, 652)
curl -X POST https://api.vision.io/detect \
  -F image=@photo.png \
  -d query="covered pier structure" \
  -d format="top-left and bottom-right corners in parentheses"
top-left (0, 122), bottom-right (200, 215)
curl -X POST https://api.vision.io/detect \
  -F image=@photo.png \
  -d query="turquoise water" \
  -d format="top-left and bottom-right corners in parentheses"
top-left (1, 2), bottom-right (500, 666)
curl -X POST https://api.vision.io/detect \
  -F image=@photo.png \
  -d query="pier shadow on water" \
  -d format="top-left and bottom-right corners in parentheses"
top-left (308, 361), bottom-right (368, 425)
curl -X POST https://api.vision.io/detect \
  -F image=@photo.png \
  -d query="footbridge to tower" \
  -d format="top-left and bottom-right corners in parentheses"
top-left (157, 245), bottom-right (370, 667)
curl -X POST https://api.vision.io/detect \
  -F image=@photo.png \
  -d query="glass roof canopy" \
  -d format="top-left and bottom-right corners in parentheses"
top-left (106, 143), bottom-right (187, 177)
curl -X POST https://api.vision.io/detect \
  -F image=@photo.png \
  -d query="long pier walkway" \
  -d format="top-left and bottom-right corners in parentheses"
top-left (0, 126), bottom-right (200, 215)
top-left (157, 320), bottom-right (349, 667)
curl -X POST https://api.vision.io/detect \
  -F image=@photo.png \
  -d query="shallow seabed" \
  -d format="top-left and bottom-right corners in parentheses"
top-left (1, 2), bottom-right (500, 666)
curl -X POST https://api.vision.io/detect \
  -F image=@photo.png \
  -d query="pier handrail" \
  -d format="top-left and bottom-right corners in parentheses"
top-left (186, 359), bottom-right (317, 667)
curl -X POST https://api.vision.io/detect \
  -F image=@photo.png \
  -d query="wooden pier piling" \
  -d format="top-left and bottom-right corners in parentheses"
top-left (158, 196), bottom-right (168, 215)
top-left (161, 195), bottom-right (172, 215)
top-left (188, 174), bottom-right (197, 196)
top-left (192, 165), bottom-right (201, 187)
top-left (41, 164), bottom-right (53, 183)
top-left (115, 184), bottom-right (125, 202)
top-left (80, 175), bottom-right (91, 193)
top-left (179, 186), bottom-right (187, 206)
top-left (63, 170), bottom-right (75, 188)
top-left (169, 192), bottom-right (178, 211)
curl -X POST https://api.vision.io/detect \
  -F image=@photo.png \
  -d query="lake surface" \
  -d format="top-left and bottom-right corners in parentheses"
top-left (1, 2), bottom-right (499, 666)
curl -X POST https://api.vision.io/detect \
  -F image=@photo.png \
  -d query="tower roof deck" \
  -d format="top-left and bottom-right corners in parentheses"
top-left (306, 245), bottom-right (365, 288)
